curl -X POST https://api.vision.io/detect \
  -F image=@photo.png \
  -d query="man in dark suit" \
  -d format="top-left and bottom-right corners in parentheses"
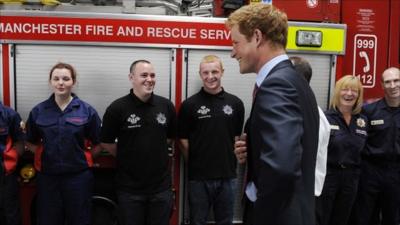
top-left (226, 4), bottom-right (319, 225)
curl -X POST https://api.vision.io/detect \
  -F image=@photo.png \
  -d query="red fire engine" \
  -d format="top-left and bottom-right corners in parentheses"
top-left (0, 0), bottom-right (398, 224)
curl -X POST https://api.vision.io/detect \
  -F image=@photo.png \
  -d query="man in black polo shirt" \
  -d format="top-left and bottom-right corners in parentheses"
top-left (354, 67), bottom-right (400, 225)
top-left (100, 60), bottom-right (176, 225)
top-left (178, 55), bottom-right (244, 225)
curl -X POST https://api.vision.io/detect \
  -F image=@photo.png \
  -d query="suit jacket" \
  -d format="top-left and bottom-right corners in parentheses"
top-left (247, 60), bottom-right (319, 225)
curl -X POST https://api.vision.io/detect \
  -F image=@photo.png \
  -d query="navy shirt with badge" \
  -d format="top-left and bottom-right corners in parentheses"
top-left (362, 98), bottom-right (400, 157)
top-left (100, 89), bottom-right (176, 195)
top-left (178, 88), bottom-right (245, 180)
top-left (26, 94), bottom-right (101, 175)
top-left (325, 109), bottom-right (368, 167)
top-left (0, 103), bottom-right (24, 175)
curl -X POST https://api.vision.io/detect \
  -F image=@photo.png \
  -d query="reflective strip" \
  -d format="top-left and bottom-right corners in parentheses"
top-left (84, 139), bottom-right (94, 167)
top-left (3, 136), bottom-right (18, 174)
top-left (34, 144), bottom-right (43, 172)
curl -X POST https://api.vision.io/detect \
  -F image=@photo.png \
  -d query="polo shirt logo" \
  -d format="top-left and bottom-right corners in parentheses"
top-left (197, 106), bottom-right (210, 115)
top-left (197, 106), bottom-right (211, 119)
top-left (371, 119), bottom-right (384, 125)
top-left (222, 105), bottom-right (233, 115)
top-left (127, 114), bottom-right (141, 127)
top-left (156, 113), bottom-right (166, 125)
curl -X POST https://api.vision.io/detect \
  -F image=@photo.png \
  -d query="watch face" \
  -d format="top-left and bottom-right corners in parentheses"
top-left (307, 0), bottom-right (318, 8)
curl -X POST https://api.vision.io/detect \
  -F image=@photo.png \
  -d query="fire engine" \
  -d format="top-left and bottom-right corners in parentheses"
top-left (0, 0), bottom-right (398, 224)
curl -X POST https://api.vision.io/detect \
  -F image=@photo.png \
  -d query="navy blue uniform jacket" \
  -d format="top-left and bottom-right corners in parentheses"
top-left (248, 60), bottom-right (319, 225)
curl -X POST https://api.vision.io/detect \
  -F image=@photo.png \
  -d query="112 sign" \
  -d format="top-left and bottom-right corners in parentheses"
top-left (353, 34), bottom-right (377, 88)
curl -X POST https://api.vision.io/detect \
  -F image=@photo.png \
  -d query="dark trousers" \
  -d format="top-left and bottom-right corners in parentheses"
top-left (117, 188), bottom-right (173, 225)
top-left (316, 167), bottom-right (360, 225)
top-left (242, 195), bottom-right (254, 225)
top-left (0, 172), bottom-right (22, 225)
top-left (36, 170), bottom-right (93, 225)
top-left (353, 160), bottom-right (400, 225)
top-left (188, 179), bottom-right (236, 225)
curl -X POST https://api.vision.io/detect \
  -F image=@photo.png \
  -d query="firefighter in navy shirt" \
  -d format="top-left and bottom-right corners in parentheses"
top-left (26, 62), bottom-right (102, 225)
top-left (316, 75), bottom-right (367, 225)
top-left (100, 60), bottom-right (176, 225)
top-left (353, 67), bottom-right (400, 225)
top-left (0, 103), bottom-right (24, 225)
top-left (178, 55), bottom-right (244, 225)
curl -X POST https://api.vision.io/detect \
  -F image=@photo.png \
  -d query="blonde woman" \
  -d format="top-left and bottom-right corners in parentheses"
top-left (316, 75), bottom-right (367, 225)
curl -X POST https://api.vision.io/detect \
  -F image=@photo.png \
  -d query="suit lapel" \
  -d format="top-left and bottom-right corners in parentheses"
top-left (249, 59), bottom-right (293, 116)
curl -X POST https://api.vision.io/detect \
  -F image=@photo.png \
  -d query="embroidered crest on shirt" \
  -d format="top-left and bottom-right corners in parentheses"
top-left (356, 118), bottom-right (366, 128)
top-left (156, 113), bottom-right (167, 125)
top-left (127, 114), bottom-right (141, 128)
top-left (222, 105), bottom-right (233, 115)
top-left (197, 106), bottom-right (211, 119)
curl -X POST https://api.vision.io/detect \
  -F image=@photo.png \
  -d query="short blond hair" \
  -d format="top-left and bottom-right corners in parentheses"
top-left (330, 75), bottom-right (364, 114)
top-left (225, 4), bottom-right (288, 48)
top-left (199, 55), bottom-right (224, 71)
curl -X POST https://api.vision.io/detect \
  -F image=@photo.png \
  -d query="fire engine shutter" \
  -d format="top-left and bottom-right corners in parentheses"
top-left (185, 50), bottom-right (332, 124)
top-left (288, 53), bottom-right (332, 110)
top-left (184, 49), bottom-right (333, 223)
top-left (14, 45), bottom-right (172, 121)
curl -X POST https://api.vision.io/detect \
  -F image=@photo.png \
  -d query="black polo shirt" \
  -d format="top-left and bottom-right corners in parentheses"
top-left (101, 89), bottom-right (176, 194)
top-left (178, 88), bottom-right (244, 180)
top-left (362, 98), bottom-right (400, 159)
top-left (325, 109), bottom-right (368, 168)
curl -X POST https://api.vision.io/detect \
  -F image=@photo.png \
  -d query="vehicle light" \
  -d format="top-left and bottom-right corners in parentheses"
top-left (296, 30), bottom-right (322, 47)
top-left (20, 164), bottom-right (36, 182)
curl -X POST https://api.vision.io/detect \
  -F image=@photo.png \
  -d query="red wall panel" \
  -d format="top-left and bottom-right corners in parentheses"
top-left (341, 0), bottom-right (390, 100)
top-left (267, 0), bottom-right (340, 22)
top-left (388, 0), bottom-right (399, 67)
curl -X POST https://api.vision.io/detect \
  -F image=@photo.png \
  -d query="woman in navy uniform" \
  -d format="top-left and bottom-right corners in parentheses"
top-left (316, 75), bottom-right (367, 225)
top-left (26, 62), bottom-right (102, 225)
top-left (0, 103), bottom-right (24, 225)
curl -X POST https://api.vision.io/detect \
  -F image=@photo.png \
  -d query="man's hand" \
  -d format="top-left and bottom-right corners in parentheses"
top-left (234, 133), bottom-right (247, 164)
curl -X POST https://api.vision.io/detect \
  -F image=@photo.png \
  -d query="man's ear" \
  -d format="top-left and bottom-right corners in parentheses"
top-left (254, 29), bottom-right (263, 45)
